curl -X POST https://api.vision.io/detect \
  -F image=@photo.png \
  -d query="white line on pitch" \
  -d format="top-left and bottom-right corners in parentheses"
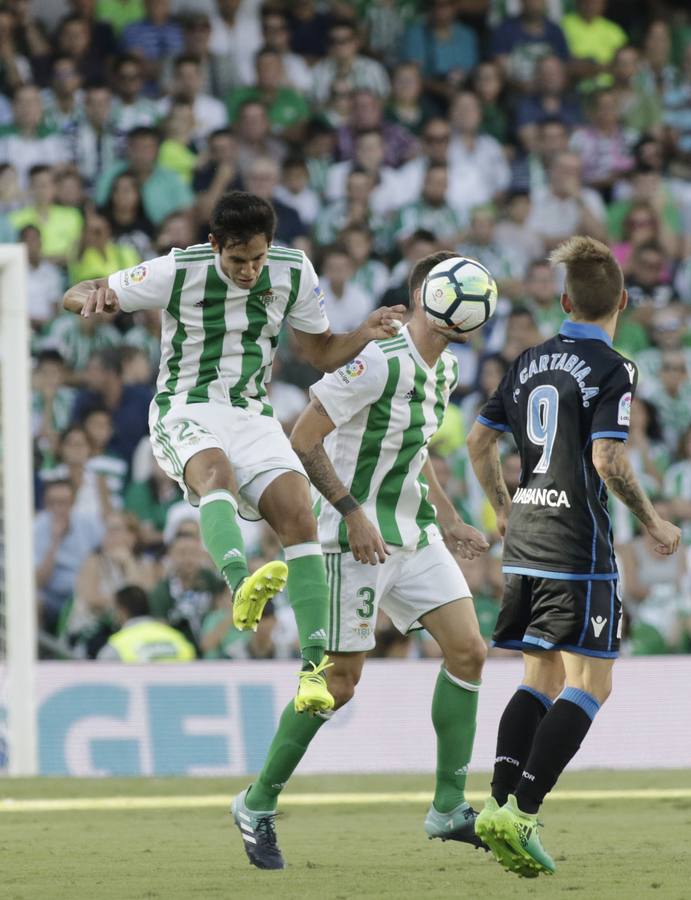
top-left (1, 788), bottom-right (690, 814)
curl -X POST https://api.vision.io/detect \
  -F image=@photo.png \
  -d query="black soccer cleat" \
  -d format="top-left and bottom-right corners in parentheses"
top-left (231, 787), bottom-right (286, 870)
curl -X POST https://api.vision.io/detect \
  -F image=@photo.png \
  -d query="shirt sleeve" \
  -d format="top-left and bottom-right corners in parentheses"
top-left (108, 252), bottom-right (176, 313)
top-left (286, 254), bottom-right (330, 334)
top-left (590, 359), bottom-right (638, 442)
top-left (309, 344), bottom-right (388, 428)
top-left (477, 368), bottom-right (513, 433)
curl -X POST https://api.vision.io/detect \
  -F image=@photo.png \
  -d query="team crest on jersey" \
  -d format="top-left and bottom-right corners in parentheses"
top-left (258, 289), bottom-right (278, 306)
top-left (337, 358), bottom-right (367, 384)
top-left (120, 264), bottom-right (148, 288)
top-left (617, 391), bottom-right (632, 426)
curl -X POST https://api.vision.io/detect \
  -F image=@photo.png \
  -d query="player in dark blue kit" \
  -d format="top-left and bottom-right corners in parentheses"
top-left (466, 237), bottom-right (680, 877)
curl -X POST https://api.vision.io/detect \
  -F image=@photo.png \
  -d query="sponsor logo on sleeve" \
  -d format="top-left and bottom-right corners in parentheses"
top-left (337, 358), bottom-right (366, 384)
top-left (314, 286), bottom-right (326, 316)
top-left (120, 264), bottom-right (148, 288)
top-left (617, 391), bottom-right (632, 426)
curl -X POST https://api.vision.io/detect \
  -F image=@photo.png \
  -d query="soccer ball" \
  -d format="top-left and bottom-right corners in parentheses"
top-left (421, 257), bottom-right (498, 333)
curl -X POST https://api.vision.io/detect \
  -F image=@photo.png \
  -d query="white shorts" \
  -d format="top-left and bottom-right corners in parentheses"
top-left (150, 402), bottom-right (307, 520)
top-left (324, 539), bottom-right (471, 652)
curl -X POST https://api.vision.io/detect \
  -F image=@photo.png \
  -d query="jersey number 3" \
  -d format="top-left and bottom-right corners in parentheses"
top-left (527, 385), bottom-right (559, 474)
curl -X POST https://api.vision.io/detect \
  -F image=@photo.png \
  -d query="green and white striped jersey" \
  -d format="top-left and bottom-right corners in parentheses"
top-left (108, 244), bottom-right (329, 421)
top-left (311, 325), bottom-right (459, 553)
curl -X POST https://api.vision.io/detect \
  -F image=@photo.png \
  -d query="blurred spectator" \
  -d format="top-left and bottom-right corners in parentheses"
top-left (41, 55), bottom-right (84, 135)
top-left (259, 6), bottom-right (312, 94)
top-left (69, 211), bottom-right (140, 284)
top-left (460, 205), bottom-right (525, 300)
top-left (227, 46), bottom-right (310, 138)
top-left (123, 306), bottom-right (162, 368)
top-left (510, 115), bottom-right (569, 193)
top-left (287, 0), bottom-right (334, 63)
top-left (639, 350), bottom-right (691, 450)
top-left (0, 7), bottom-right (33, 99)
top-left (21, 224), bottom-right (64, 329)
top-left (63, 0), bottom-right (118, 61)
top-left (662, 42), bottom-right (691, 173)
top-left (319, 245), bottom-right (374, 332)
top-left (326, 130), bottom-right (401, 217)
top-left (472, 60), bottom-right (509, 145)
top-left (561, 0), bottom-right (627, 83)
top-left (56, 166), bottom-right (87, 210)
top-left (0, 162), bottom-right (23, 214)
top-left (109, 54), bottom-right (160, 137)
top-left (395, 163), bottom-right (462, 245)
top-left (32, 350), bottom-right (77, 459)
top-left (53, 14), bottom-right (108, 84)
top-left (0, 85), bottom-right (70, 188)
top-left (314, 167), bottom-right (383, 248)
top-left (489, 0), bottom-right (570, 92)
top-left (96, 0), bottom-right (146, 36)
top-left (526, 150), bottom-right (607, 248)
top-left (158, 99), bottom-right (198, 184)
top-left (98, 585), bottom-right (196, 662)
top-left (202, 593), bottom-right (277, 659)
top-left (43, 308), bottom-right (122, 374)
top-left (149, 532), bottom-right (226, 650)
top-left (638, 20), bottom-right (678, 100)
top-left (515, 54), bottom-right (581, 152)
top-left (95, 125), bottom-right (193, 224)
top-left (159, 54), bottom-right (227, 144)
top-left (192, 127), bottom-right (239, 226)
top-left (121, 0), bottom-right (184, 91)
top-left (461, 352), bottom-right (509, 424)
top-left (80, 406), bottom-right (129, 498)
top-left (70, 82), bottom-right (119, 188)
top-left (34, 479), bottom-right (103, 632)
top-left (243, 155), bottom-right (306, 246)
top-left (624, 396), bottom-right (669, 493)
top-left (321, 76), bottom-right (354, 130)
top-left (494, 190), bottom-right (545, 275)
top-left (209, 0), bottom-right (262, 86)
top-left (72, 511), bottom-right (155, 639)
top-left (41, 424), bottom-right (118, 520)
top-left (234, 99), bottom-right (286, 177)
top-left (448, 91), bottom-right (511, 214)
top-left (496, 305), bottom-right (542, 365)
top-left (610, 200), bottom-right (677, 274)
top-left (607, 165), bottom-right (682, 259)
top-left (336, 88), bottom-right (417, 168)
top-left (402, 0), bottom-right (478, 109)
top-left (273, 156), bottom-right (319, 227)
top-left (176, 12), bottom-right (235, 100)
top-left (569, 88), bottom-right (633, 197)
top-left (311, 19), bottom-right (390, 105)
top-left (154, 208), bottom-right (196, 254)
top-left (385, 62), bottom-right (433, 137)
top-left (98, 170), bottom-right (155, 259)
top-left (340, 224), bottom-right (390, 302)
top-left (120, 345), bottom-right (152, 386)
top-left (664, 426), bottom-right (691, 545)
top-left (303, 117), bottom-right (336, 195)
top-left (71, 348), bottom-right (153, 468)
top-left (381, 229), bottom-right (438, 309)
top-left (519, 258), bottom-right (563, 337)
top-left (10, 164), bottom-right (83, 265)
top-left (624, 241), bottom-right (674, 323)
top-left (359, 0), bottom-right (414, 69)
top-left (611, 45), bottom-right (661, 138)
top-left (124, 458), bottom-right (181, 549)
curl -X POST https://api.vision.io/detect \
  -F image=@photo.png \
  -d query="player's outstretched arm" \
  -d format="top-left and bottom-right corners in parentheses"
top-left (592, 438), bottom-right (681, 556)
top-left (422, 457), bottom-right (489, 560)
top-left (292, 305), bottom-right (406, 372)
top-left (466, 421), bottom-right (512, 537)
top-left (63, 277), bottom-right (121, 317)
top-left (291, 399), bottom-right (389, 565)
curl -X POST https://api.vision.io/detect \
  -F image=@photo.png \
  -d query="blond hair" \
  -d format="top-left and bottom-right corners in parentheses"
top-left (550, 236), bottom-right (623, 320)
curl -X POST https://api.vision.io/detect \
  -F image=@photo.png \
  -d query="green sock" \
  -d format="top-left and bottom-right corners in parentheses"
top-left (431, 667), bottom-right (481, 813)
top-left (285, 543), bottom-right (329, 667)
top-left (246, 702), bottom-right (327, 811)
top-left (199, 490), bottom-right (249, 591)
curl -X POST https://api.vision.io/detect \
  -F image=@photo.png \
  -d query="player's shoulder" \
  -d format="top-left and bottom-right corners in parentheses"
top-left (266, 244), bottom-right (308, 269)
top-left (172, 243), bottom-right (216, 269)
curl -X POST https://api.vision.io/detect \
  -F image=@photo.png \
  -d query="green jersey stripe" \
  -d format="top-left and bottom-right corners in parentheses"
top-left (285, 267), bottom-right (301, 316)
top-left (229, 267), bottom-right (271, 408)
top-left (187, 264), bottom-right (230, 404)
top-left (326, 553), bottom-right (335, 650)
top-left (432, 358), bottom-right (446, 429)
top-left (376, 363), bottom-right (428, 544)
top-left (334, 553), bottom-right (342, 650)
top-left (268, 247), bottom-right (302, 258)
top-left (155, 268), bottom-right (188, 419)
top-left (338, 357), bottom-right (401, 550)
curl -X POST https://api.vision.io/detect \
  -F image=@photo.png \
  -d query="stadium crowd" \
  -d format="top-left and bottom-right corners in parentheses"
top-left (10, 0), bottom-right (691, 660)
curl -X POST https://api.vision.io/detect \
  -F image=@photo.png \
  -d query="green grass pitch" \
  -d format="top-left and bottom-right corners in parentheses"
top-left (2, 771), bottom-right (690, 900)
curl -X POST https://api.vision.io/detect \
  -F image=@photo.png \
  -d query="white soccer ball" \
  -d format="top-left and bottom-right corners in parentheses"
top-left (421, 257), bottom-right (498, 333)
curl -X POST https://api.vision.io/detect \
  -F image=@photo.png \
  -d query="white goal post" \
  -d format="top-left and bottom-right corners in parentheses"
top-left (0, 243), bottom-right (37, 776)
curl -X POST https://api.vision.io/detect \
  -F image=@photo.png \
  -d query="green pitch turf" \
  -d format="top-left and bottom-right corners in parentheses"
top-left (2, 771), bottom-right (690, 900)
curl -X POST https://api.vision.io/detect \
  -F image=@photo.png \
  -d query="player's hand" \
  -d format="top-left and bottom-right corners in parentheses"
top-left (81, 285), bottom-right (121, 318)
top-left (344, 509), bottom-right (389, 565)
top-left (441, 519), bottom-right (490, 560)
top-left (361, 305), bottom-right (406, 340)
top-left (646, 517), bottom-right (681, 556)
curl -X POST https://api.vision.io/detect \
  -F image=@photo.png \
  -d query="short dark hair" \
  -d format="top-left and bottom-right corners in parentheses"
top-left (29, 164), bottom-right (51, 180)
top-left (210, 191), bottom-right (276, 249)
top-left (127, 125), bottom-right (160, 143)
top-left (115, 585), bottom-right (150, 619)
top-left (89, 348), bottom-right (123, 375)
top-left (114, 53), bottom-right (142, 73)
top-left (36, 348), bottom-right (65, 367)
top-left (409, 250), bottom-right (457, 295)
top-left (173, 53), bottom-right (202, 70)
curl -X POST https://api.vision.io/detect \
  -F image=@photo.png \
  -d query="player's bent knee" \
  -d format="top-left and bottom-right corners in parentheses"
top-left (445, 635), bottom-right (487, 681)
top-left (275, 506), bottom-right (318, 546)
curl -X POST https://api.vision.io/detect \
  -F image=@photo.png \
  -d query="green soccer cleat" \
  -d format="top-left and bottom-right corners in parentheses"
top-left (491, 795), bottom-right (556, 877)
top-left (233, 561), bottom-right (288, 631)
top-left (424, 801), bottom-right (488, 850)
top-left (474, 797), bottom-right (534, 876)
top-left (294, 655), bottom-right (335, 714)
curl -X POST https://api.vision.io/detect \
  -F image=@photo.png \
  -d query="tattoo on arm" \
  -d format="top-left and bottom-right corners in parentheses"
top-left (313, 400), bottom-right (331, 417)
top-left (295, 443), bottom-right (358, 516)
top-left (595, 440), bottom-right (656, 528)
top-left (471, 440), bottom-right (511, 512)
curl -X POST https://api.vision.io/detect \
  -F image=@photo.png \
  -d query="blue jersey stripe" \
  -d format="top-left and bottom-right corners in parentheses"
top-left (476, 414), bottom-right (511, 432)
top-left (591, 430), bottom-right (629, 441)
top-left (503, 566), bottom-right (618, 581)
